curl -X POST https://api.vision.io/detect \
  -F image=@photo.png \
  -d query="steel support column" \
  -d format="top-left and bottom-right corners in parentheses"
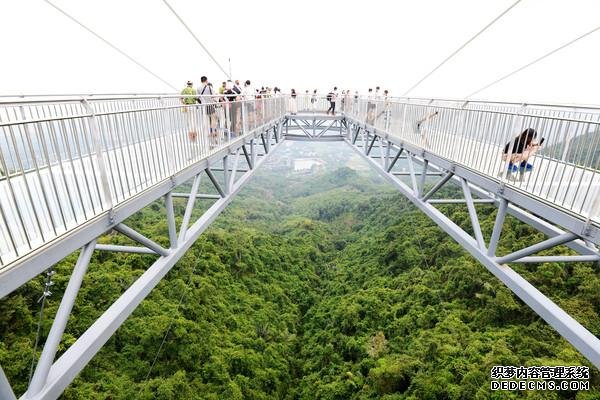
top-left (27, 241), bottom-right (97, 397)
top-left (488, 198), bottom-right (508, 256)
top-left (164, 192), bottom-right (177, 249)
top-left (0, 365), bottom-right (16, 400)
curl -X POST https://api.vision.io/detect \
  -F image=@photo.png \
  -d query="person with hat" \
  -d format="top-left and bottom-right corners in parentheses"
top-left (181, 80), bottom-right (197, 105)
top-left (180, 80), bottom-right (198, 143)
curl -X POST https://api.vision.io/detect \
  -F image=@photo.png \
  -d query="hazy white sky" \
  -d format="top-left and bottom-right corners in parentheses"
top-left (1, 0), bottom-right (599, 104)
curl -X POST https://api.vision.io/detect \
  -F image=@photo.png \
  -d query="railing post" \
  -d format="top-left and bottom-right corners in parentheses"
top-left (159, 97), bottom-right (176, 175)
top-left (241, 100), bottom-right (247, 136)
top-left (81, 99), bottom-right (113, 211)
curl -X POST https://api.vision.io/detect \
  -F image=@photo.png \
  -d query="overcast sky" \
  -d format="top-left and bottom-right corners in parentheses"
top-left (1, 0), bottom-right (599, 105)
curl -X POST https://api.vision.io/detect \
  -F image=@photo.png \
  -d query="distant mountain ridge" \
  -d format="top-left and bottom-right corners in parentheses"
top-left (543, 130), bottom-right (600, 169)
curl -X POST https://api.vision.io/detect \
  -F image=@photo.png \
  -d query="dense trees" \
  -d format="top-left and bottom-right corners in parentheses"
top-left (1, 161), bottom-right (599, 399)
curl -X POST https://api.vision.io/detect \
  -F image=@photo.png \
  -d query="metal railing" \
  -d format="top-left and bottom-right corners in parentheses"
top-left (344, 96), bottom-right (600, 223)
top-left (0, 94), bottom-right (286, 267)
top-left (2, 92), bottom-right (599, 268)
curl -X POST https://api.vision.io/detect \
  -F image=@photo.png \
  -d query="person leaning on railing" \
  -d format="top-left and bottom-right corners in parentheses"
top-left (180, 80), bottom-right (198, 142)
top-left (502, 128), bottom-right (543, 172)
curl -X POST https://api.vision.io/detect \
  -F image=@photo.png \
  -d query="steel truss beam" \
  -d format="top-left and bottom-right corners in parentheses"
top-left (4, 120), bottom-right (284, 400)
top-left (284, 115), bottom-right (345, 141)
top-left (346, 128), bottom-right (600, 369)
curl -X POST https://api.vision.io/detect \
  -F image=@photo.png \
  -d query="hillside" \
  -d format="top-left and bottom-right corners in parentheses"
top-left (542, 130), bottom-right (600, 169)
top-left (1, 142), bottom-right (599, 399)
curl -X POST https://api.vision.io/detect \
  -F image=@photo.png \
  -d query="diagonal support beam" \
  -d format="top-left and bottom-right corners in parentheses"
top-left (178, 174), bottom-right (202, 244)
top-left (315, 120), bottom-right (337, 138)
top-left (229, 149), bottom-right (241, 193)
top-left (260, 133), bottom-right (268, 154)
top-left (384, 140), bottom-right (392, 170)
top-left (27, 240), bottom-right (97, 397)
top-left (422, 171), bottom-right (454, 201)
top-left (386, 148), bottom-right (404, 172)
top-left (241, 144), bottom-right (253, 169)
top-left (487, 198), bottom-right (508, 256)
top-left (366, 134), bottom-right (378, 156)
top-left (496, 232), bottom-right (578, 264)
top-left (406, 154), bottom-right (419, 196)
top-left (352, 126), bottom-right (360, 145)
top-left (461, 178), bottom-right (486, 251)
top-left (114, 224), bottom-right (169, 257)
top-left (205, 167), bottom-right (226, 198)
top-left (292, 119), bottom-right (312, 138)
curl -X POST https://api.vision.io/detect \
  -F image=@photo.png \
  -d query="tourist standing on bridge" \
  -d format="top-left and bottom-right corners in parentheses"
top-left (366, 88), bottom-right (375, 124)
top-left (180, 80), bottom-right (198, 143)
top-left (377, 89), bottom-right (391, 130)
top-left (243, 80), bottom-right (255, 127)
top-left (311, 89), bottom-right (318, 111)
top-left (224, 80), bottom-right (239, 137)
top-left (233, 80), bottom-right (242, 95)
top-left (374, 86), bottom-right (382, 121)
top-left (502, 128), bottom-right (542, 172)
top-left (231, 80), bottom-right (242, 134)
top-left (289, 89), bottom-right (298, 115)
top-left (326, 87), bottom-right (337, 115)
top-left (198, 76), bottom-right (218, 148)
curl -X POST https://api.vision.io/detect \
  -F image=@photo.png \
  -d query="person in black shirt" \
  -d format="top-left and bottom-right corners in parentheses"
top-left (223, 80), bottom-right (239, 136)
top-left (502, 128), bottom-right (542, 172)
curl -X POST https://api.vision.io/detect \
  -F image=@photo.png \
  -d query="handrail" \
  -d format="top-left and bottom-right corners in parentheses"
top-left (0, 95), bottom-right (287, 268)
top-left (338, 95), bottom-right (600, 223)
top-left (3, 93), bottom-right (600, 110)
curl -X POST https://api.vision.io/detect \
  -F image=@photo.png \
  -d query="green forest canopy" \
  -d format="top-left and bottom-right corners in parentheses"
top-left (1, 141), bottom-right (599, 399)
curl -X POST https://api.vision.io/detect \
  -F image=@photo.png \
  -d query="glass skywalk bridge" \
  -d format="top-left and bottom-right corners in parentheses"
top-left (1, 93), bottom-right (599, 400)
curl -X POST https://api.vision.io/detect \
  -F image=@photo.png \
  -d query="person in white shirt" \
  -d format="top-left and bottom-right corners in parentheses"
top-left (243, 80), bottom-right (255, 126)
top-left (367, 88), bottom-right (375, 124)
top-left (198, 76), bottom-right (218, 147)
top-left (311, 89), bottom-right (317, 111)
top-left (377, 89), bottom-right (392, 130)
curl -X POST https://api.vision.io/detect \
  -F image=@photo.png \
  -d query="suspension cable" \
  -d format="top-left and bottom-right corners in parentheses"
top-left (402, 0), bottom-right (522, 97)
top-left (466, 24), bottom-right (600, 99)
top-left (161, 0), bottom-right (231, 79)
top-left (139, 256), bottom-right (199, 387)
top-left (43, 0), bottom-right (178, 91)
